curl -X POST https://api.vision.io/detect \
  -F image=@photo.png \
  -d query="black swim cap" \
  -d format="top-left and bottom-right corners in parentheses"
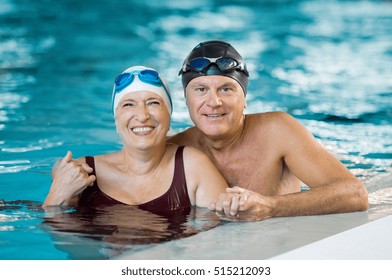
top-left (179, 40), bottom-right (249, 95)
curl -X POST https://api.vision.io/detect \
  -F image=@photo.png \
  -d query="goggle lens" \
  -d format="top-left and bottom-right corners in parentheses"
top-left (216, 57), bottom-right (238, 70)
top-left (139, 69), bottom-right (160, 82)
top-left (115, 73), bottom-right (134, 92)
top-left (187, 57), bottom-right (211, 72)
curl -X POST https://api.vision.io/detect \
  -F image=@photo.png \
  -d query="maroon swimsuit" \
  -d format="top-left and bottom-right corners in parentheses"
top-left (78, 146), bottom-right (191, 214)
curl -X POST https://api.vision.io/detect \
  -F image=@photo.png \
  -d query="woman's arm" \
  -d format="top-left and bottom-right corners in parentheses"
top-left (182, 147), bottom-right (228, 208)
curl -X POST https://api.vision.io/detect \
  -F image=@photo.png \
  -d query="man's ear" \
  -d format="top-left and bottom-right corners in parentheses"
top-left (184, 88), bottom-right (188, 105)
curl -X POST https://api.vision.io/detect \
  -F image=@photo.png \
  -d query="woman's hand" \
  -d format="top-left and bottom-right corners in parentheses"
top-left (209, 186), bottom-right (276, 222)
top-left (43, 151), bottom-right (96, 208)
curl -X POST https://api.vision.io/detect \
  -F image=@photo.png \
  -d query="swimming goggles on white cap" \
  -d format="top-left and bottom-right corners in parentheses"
top-left (111, 66), bottom-right (172, 116)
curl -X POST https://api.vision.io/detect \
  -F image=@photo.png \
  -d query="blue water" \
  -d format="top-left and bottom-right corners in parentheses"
top-left (0, 0), bottom-right (391, 259)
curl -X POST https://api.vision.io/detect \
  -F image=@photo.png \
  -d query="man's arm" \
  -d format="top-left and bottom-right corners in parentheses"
top-left (212, 113), bottom-right (368, 220)
top-left (274, 112), bottom-right (368, 216)
top-left (43, 152), bottom-right (95, 208)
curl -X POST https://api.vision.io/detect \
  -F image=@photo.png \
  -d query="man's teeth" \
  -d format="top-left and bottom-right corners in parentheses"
top-left (132, 127), bottom-right (153, 133)
top-left (206, 114), bottom-right (223, 117)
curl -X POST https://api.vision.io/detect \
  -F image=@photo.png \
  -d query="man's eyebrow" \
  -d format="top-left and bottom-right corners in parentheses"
top-left (189, 82), bottom-right (208, 87)
top-left (220, 82), bottom-right (236, 87)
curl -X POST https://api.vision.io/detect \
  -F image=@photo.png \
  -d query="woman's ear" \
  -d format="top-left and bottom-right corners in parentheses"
top-left (114, 119), bottom-right (119, 133)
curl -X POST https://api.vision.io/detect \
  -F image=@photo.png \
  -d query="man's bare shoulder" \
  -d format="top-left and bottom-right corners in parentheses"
top-left (168, 126), bottom-right (200, 146)
top-left (245, 111), bottom-right (295, 130)
top-left (246, 111), bottom-right (317, 154)
top-left (247, 111), bottom-right (293, 120)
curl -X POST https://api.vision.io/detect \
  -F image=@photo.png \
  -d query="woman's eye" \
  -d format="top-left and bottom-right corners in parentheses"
top-left (147, 101), bottom-right (160, 106)
top-left (122, 102), bottom-right (134, 107)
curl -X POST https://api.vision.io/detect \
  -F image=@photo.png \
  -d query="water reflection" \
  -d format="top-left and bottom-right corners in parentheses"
top-left (0, 199), bottom-right (222, 259)
top-left (42, 204), bottom-right (221, 259)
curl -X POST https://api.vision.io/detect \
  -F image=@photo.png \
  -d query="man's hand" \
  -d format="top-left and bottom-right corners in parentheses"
top-left (43, 151), bottom-right (95, 207)
top-left (210, 186), bottom-right (276, 222)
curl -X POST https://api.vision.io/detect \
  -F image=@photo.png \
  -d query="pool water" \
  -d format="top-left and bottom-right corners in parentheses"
top-left (1, 0), bottom-right (391, 259)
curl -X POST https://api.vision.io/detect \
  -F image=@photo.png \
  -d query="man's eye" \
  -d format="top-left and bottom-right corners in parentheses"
top-left (221, 87), bottom-right (233, 93)
top-left (194, 87), bottom-right (208, 94)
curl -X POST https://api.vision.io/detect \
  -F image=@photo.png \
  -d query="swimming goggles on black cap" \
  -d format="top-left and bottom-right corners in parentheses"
top-left (179, 56), bottom-right (249, 77)
top-left (179, 40), bottom-right (249, 95)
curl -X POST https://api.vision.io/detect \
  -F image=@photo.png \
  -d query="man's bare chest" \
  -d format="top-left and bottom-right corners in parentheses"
top-left (210, 151), bottom-right (282, 194)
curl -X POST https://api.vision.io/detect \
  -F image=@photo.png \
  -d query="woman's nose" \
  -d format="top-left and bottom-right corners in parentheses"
top-left (135, 104), bottom-right (149, 122)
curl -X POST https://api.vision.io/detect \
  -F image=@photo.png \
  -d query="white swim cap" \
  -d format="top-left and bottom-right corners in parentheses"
top-left (111, 66), bottom-right (172, 116)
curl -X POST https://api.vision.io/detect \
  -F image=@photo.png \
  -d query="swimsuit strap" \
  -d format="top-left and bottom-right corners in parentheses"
top-left (85, 156), bottom-right (96, 177)
top-left (172, 146), bottom-right (186, 188)
top-left (138, 146), bottom-right (191, 211)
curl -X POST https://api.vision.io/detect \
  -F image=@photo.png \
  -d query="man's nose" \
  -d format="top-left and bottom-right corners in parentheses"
top-left (206, 91), bottom-right (222, 107)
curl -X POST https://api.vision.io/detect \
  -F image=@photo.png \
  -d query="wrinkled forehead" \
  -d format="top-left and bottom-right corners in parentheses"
top-left (187, 75), bottom-right (243, 88)
top-left (118, 90), bottom-right (165, 102)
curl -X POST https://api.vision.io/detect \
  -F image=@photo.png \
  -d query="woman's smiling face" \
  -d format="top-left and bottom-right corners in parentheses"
top-left (115, 90), bottom-right (170, 150)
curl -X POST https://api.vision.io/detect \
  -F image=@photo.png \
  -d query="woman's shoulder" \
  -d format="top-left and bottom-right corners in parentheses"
top-left (93, 151), bottom-right (121, 165)
top-left (165, 143), bottom-right (207, 162)
top-left (182, 146), bottom-right (210, 165)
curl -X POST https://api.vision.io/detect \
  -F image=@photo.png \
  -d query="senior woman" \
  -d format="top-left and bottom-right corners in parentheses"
top-left (43, 66), bottom-right (231, 214)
